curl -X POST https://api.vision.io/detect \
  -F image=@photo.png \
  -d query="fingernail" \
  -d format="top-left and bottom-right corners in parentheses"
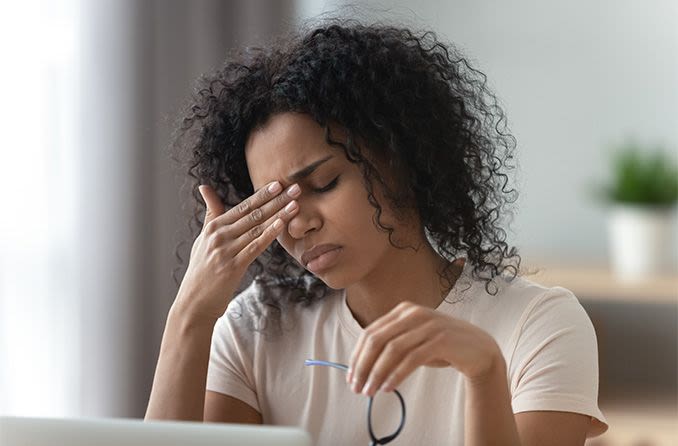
top-left (346, 369), bottom-right (352, 384)
top-left (285, 201), bottom-right (297, 213)
top-left (268, 181), bottom-right (282, 194)
top-left (287, 184), bottom-right (301, 197)
top-left (362, 381), bottom-right (374, 396)
top-left (380, 381), bottom-right (393, 392)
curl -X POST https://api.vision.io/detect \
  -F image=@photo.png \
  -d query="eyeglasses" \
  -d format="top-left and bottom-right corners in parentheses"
top-left (304, 359), bottom-right (406, 446)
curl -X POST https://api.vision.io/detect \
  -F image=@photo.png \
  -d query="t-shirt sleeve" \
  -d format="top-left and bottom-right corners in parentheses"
top-left (206, 295), bottom-right (261, 413)
top-left (508, 287), bottom-right (609, 438)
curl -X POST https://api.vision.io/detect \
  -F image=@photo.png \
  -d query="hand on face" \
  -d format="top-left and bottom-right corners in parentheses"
top-left (346, 301), bottom-right (502, 397)
top-left (174, 181), bottom-right (301, 322)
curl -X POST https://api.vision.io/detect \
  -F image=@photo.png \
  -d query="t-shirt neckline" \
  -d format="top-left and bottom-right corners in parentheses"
top-left (336, 258), bottom-right (472, 338)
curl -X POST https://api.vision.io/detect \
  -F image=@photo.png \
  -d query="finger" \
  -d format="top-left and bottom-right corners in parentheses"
top-left (229, 199), bottom-right (299, 254)
top-left (347, 303), bottom-right (405, 384)
top-left (216, 181), bottom-right (300, 230)
top-left (215, 181), bottom-right (286, 227)
top-left (347, 301), bottom-right (418, 384)
top-left (198, 184), bottom-right (226, 229)
top-left (226, 184), bottom-right (300, 247)
top-left (361, 322), bottom-right (435, 397)
top-left (380, 338), bottom-right (441, 393)
top-left (232, 215), bottom-right (287, 269)
top-left (349, 303), bottom-right (427, 394)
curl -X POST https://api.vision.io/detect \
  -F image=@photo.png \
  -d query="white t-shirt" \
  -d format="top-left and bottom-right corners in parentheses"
top-left (207, 260), bottom-right (609, 445)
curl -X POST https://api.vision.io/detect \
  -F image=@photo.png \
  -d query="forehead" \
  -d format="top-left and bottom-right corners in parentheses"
top-left (245, 113), bottom-right (337, 189)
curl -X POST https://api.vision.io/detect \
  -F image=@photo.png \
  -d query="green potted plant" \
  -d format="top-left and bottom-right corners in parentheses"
top-left (591, 139), bottom-right (678, 280)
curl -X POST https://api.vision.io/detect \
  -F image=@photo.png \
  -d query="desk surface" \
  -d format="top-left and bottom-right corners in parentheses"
top-left (586, 400), bottom-right (678, 446)
top-left (524, 262), bottom-right (678, 304)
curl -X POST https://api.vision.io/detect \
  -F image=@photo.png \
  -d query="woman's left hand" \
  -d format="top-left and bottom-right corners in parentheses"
top-left (347, 300), bottom-right (502, 396)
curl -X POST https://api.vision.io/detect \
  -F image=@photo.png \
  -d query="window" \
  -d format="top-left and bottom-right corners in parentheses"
top-left (0, 0), bottom-right (81, 416)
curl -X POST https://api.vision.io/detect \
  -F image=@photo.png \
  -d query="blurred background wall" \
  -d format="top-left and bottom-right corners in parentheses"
top-left (0, 0), bottom-right (676, 444)
top-left (301, 0), bottom-right (678, 263)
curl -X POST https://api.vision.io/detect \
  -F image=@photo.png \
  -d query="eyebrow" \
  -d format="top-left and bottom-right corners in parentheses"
top-left (286, 155), bottom-right (334, 183)
top-left (254, 155), bottom-right (335, 193)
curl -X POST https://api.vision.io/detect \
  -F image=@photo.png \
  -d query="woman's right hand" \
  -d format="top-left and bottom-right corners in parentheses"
top-left (173, 180), bottom-right (301, 324)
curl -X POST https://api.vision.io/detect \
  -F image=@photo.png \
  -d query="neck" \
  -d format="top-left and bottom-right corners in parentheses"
top-left (345, 241), bottom-right (465, 328)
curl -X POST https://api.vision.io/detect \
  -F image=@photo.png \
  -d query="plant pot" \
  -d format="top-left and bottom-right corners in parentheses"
top-left (608, 204), bottom-right (676, 281)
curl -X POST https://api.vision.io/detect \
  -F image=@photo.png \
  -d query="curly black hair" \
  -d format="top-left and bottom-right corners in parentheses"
top-left (170, 18), bottom-right (522, 336)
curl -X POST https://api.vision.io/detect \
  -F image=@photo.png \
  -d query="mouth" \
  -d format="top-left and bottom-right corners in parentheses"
top-left (301, 244), bottom-right (341, 266)
top-left (304, 247), bottom-right (342, 274)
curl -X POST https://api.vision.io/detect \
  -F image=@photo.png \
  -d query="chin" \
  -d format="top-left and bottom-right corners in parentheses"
top-left (305, 266), bottom-right (354, 290)
top-left (310, 272), bottom-right (345, 290)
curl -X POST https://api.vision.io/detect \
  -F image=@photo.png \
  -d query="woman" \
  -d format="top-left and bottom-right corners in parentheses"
top-left (146, 19), bottom-right (609, 445)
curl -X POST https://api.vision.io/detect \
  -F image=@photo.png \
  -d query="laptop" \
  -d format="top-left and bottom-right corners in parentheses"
top-left (0, 416), bottom-right (312, 446)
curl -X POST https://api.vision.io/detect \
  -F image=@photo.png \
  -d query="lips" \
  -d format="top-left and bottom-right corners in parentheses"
top-left (301, 244), bottom-right (342, 266)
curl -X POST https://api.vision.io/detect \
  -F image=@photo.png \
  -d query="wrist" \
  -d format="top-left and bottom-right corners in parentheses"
top-left (465, 345), bottom-right (506, 388)
top-left (168, 299), bottom-right (219, 335)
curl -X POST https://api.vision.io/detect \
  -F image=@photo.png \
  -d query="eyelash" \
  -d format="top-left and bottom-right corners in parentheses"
top-left (311, 176), bottom-right (340, 193)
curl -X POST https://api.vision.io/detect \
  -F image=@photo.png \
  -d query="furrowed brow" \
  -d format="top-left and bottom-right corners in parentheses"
top-left (253, 155), bottom-right (335, 193)
top-left (286, 155), bottom-right (334, 183)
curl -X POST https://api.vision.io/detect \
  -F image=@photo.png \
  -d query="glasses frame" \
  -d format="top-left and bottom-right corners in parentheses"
top-left (304, 359), bottom-right (406, 445)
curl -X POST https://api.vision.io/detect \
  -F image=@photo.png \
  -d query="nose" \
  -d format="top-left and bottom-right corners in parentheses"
top-left (286, 202), bottom-right (322, 240)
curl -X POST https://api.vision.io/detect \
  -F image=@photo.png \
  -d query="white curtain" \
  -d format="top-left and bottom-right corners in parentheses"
top-left (0, 0), bottom-right (295, 418)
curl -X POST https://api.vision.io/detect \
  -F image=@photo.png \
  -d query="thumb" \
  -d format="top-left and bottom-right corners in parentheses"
top-left (198, 184), bottom-right (226, 228)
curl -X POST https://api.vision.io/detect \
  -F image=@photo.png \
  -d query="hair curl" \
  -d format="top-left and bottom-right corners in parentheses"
top-left (170, 18), bottom-right (522, 336)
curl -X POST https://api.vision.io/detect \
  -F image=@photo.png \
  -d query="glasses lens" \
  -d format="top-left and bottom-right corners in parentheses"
top-left (367, 389), bottom-right (406, 444)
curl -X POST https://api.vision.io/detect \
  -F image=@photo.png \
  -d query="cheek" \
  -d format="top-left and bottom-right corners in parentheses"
top-left (275, 234), bottom-right (294, 257)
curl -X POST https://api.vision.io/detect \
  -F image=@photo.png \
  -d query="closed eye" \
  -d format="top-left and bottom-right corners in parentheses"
top-left (312, 176), bottom-right (340, 193)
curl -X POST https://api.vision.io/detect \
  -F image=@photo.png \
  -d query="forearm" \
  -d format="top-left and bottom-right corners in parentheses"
top-left (145, 303), bottom-right (217, 421)
top-left (464, 352), bottom-right (521, 446)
